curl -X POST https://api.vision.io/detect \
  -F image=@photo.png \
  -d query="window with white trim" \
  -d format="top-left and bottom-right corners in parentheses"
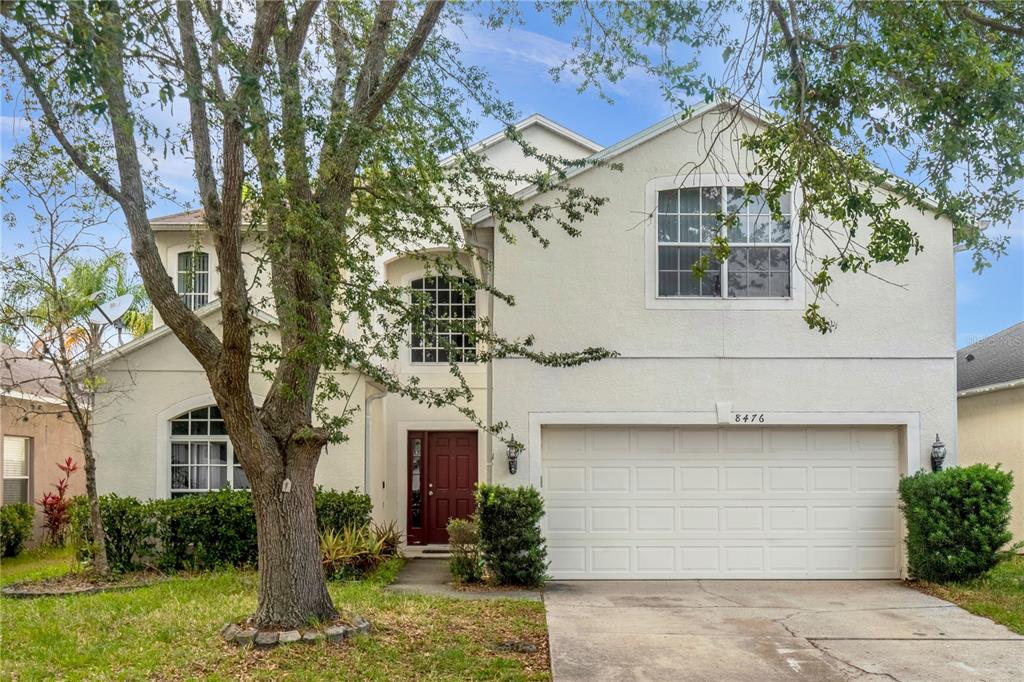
top-left (2, 436), bottom-right (30, 504)
top-left (410, 276), bottom-right (477, 363)
top-left (177, 251), bottom-right (210, 310)
top-left (169, 406), bottom-right (248, 497)
top-left (657, 186), bottom-right (792, 298)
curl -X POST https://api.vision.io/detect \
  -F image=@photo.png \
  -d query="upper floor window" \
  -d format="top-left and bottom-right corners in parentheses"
top-left (657, 186), bottom-right (792, 298)
top-left (410, 276), bottom-right (477, 363)
top-left (170, 406), bottom-right (248, 497)
top-left (177, 251), bottom-right (210, 310)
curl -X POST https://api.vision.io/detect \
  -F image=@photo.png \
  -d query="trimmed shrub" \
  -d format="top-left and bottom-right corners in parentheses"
top-left (151, 490), bottom-right (258, 570)
top-left (475, 484), bottom-right (547, 587)
top-left (1, 503), bottom-right (34, 557)
top-left (315, 487), bottom-right (373, 533)
top-left (70, 488), bottom-right (372, 573)
top-left (447, 516), bottom-right (483, 584)
top-left (899, 464), bottom-right (1015, 582)
top-left (69, 494), bottom-right (154, 573)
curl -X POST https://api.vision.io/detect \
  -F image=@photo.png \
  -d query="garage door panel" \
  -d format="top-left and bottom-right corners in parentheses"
top-left (543, 426), bottom-right (900, 579)
top-left (636, 467), bottom-right (675, 492)
top-left (636, 506), bottom-right (675, 531)
top-left (679, 466), bottom-right (719, 491)
top-left (590, 467), bottom-right (630, 492)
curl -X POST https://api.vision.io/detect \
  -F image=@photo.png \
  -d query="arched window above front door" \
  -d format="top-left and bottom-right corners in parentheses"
top-left (169, 406), bottom-right (248, 497)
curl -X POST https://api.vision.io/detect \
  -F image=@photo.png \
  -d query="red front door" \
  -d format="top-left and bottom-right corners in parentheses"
top-left (407, 431), bottom-right (478, 544)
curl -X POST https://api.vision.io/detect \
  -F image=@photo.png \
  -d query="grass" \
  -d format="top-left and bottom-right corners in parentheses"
top-left (1, 549), bottom-right (549, 681)
top-left (0, 545), bottom-right (77, 586)
top-left (914, 555), bottom-right (1024, 635)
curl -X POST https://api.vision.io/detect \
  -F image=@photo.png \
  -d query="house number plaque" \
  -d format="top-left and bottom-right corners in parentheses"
top-left (733, 413), bottom-right (766, 424)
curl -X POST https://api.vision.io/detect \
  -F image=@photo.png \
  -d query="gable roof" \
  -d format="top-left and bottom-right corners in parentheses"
top-left (957, 322), bottom-right (1024, 394)
top-left (467, 94), bottom-right (953, 226)
top-left (460, 113), bottom-right (604, 158)
top-left (148, 114), bottom-right (602, 230)
top-left (92, 300), bottom-right (279, 367)
top-left (468, 97), bottom-right (762, 225)
top-left (1, 343), bottom-right (68, 404)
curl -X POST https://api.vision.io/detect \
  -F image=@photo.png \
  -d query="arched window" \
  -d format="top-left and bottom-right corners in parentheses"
top-left (177, 251), bottom-right (210, 310)
top-left (169, 406), bottom-right (248, 496)
top-left (410, 276), bottom-right (477, 363)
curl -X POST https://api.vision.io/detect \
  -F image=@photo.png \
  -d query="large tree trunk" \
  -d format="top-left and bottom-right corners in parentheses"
top-left (248, 442), bottom-right (335, 627)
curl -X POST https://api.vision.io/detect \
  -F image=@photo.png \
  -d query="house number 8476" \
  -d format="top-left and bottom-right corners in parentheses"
top-left (734, 413), bottom-right (766, 423)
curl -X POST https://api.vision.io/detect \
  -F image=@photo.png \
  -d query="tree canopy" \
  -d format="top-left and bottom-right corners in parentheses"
top-left (1, 0), bottom-right (1019, 628)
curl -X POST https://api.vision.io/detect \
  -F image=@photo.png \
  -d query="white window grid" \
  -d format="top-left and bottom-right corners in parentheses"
top-left (656, 186), bottom-right (793, 299)
top-left (169, 407), bottom-right (248, 496)
top-left (177, 251), bottom-right (210, 310)
top-left (410, 276), bottom-right (477, 364)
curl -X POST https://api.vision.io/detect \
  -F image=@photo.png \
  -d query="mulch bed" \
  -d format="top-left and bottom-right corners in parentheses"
top-left (452, 581), bottom-right (538, 594)
top-left (2, 570), bottom-right (166, 599)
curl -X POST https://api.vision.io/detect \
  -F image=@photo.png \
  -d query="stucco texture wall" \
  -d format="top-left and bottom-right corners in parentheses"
top-left (92, 309), bottom-right (366, 500)
top-left (1, 398), bottom-right (85, 542)
top-left (958, 388), bottom-right (1024, 543)
top-left (488, 107), bottom-right (957, 487)
top-left (374, 255), bottom-right (488, 527)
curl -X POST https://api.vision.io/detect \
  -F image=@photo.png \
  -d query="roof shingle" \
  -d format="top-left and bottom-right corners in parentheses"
top-left (957, 322), bottom-right (1024, 392)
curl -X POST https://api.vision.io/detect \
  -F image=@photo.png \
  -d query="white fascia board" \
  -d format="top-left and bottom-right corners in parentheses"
top-left (468, 99), bottom-right (741, 225)
top-left (440, 114), bottom-right (605, 168)
top-left (1, 389), bottom-right (70, 406)
top-left (91, 301), bottom-right (280, 368)
top-left (957, 378), bottom-right (1024, 398)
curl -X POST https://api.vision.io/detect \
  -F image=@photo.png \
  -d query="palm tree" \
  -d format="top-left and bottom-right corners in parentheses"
top-left (30, 253), bottom-right (152, 358)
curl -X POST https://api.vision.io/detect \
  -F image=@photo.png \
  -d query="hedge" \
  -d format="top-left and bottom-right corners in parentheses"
top-left (1, 503), bottom-right (34, 558)
top-left (70, 487), bottom-right (371, 573)
top-left (475, 483), bottom-right (547, 587)
top-left (899, 464), bottom-right (1015, 582)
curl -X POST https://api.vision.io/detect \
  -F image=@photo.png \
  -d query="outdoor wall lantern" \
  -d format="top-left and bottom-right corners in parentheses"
top-left (930, 434), bottom-right (947, 472)
top-left (507, 441), bottom-right (524, 475)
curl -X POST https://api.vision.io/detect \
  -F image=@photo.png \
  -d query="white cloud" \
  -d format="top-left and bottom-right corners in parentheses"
top-left (445, 15), bottom-right (657, 99)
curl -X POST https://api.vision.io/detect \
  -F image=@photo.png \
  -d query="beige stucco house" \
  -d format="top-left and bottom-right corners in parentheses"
top-left (1, 345), bottom-right (86, 543)
top-left (91, 100), bottom-right (960, 579)
top-left (957, 322), bottom-right (1024, 544)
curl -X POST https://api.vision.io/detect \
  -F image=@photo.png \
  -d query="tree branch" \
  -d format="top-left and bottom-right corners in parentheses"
top-left (356, 0), bottom-right (446, 122)
top-left (0, 32), bottom-right (126, 205)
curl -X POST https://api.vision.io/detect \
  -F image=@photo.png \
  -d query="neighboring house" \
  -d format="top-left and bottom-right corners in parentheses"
top-left (1, 344), bottom-right (86, 542)
top-left (957, 322), bottom-right (1024, 543)
top-left (92, 100), bottom-right (958, 579)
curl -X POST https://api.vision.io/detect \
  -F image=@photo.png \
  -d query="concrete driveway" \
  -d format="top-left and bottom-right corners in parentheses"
top-left (545, 580), bottom-right (1023, 681)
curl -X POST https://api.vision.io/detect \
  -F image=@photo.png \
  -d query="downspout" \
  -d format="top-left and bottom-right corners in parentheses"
top-left (463, 228), bottom-right (495, 483)
top-left (363, 384), bottom-right (387, 495)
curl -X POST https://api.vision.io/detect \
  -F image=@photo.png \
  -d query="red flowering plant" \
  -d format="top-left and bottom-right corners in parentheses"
top-left (36, 457), bottom-right (79, 545)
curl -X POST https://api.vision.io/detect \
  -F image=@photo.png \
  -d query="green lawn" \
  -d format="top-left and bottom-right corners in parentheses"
top-left (1, 550), bottom-right (549, 681)
top-left (0, 545), bottom-right (77, 586)
top-left (915, 555), bottom-right (1024, 635)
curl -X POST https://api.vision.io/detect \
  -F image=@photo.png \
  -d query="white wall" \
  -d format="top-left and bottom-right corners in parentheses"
top-left (488, 107), bottom-right (957, 486)
top-left (93, 309), bottom-right (367, 500)
top-left (150, 231), bottom-right (271, 328)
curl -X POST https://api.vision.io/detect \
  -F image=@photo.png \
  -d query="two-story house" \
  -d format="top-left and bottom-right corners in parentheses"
top-left (91, 100), bottom-right (957, 579)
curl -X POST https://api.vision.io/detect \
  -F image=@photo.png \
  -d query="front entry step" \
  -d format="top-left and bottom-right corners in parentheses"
top-left (405, 545), bottom-right (451, 559)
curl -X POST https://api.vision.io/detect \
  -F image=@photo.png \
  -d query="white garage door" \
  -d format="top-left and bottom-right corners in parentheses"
top-left (542, 426), bottom-right (901, 579)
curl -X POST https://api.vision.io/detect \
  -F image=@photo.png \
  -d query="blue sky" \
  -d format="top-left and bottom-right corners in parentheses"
top-left (2, 8), bottom-right (1021, 349)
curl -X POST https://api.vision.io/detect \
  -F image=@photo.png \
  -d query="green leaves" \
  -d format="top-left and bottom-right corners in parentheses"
top-left (899, 465), bottom-right (1015, 583)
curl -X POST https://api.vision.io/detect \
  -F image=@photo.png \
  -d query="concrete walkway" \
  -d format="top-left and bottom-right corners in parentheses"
top-left (388, 557), bottom-right (542, 601)
top-left (545, 580), bottom-right (1024, 681)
